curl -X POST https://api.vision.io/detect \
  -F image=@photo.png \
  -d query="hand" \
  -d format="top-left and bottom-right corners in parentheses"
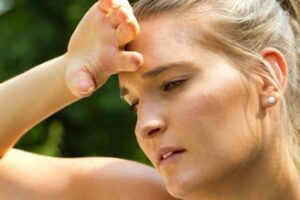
top-left (65, 0), bottom-right (143, 97)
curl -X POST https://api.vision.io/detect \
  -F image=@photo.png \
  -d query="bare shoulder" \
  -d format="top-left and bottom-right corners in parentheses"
top-left (0, 149), bottom-right (177, 200)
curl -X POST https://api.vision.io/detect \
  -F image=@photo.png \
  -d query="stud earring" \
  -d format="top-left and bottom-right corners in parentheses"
top-left (267, 96), bottom-right (276, 105)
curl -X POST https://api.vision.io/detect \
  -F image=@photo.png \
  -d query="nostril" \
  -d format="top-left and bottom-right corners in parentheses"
top-left (148, 128), bottom-right (161, 137)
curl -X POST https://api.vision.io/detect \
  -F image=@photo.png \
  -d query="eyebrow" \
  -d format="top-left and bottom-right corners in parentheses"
top-left (120, 61), bottom-right (195, 98)
top-left (141, 61), bottom-right (193, 79)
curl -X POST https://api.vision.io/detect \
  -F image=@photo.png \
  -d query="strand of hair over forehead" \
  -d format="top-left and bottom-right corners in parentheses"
top-left (133, 0), bottom-right (299, 24)
top-left (133, 0), bottom-right (200, 17)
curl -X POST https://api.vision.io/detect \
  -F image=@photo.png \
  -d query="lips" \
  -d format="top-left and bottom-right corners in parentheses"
top-left (156, 147), bottom-right (186, 165)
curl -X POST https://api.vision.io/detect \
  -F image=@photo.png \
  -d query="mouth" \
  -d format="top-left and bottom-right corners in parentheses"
top-left (156, 147), bottom-right (186, 166)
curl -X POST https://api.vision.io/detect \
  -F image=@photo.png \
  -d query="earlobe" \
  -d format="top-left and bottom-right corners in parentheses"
top-left (260, 87), bottom-right (280, 108)
top-left (259, 48), bottom-right (288, 109)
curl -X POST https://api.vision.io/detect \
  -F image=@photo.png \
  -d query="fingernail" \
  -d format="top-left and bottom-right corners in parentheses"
top-left (131, 56), bottom-right (142, 68)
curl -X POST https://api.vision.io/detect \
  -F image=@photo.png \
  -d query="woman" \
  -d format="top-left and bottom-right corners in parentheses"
top-left (1, 0), bottom-right (300, 200)
top-left (0, 0), bottom-right (175, 199)
top-left (119, 0), bottom-right (300, 199)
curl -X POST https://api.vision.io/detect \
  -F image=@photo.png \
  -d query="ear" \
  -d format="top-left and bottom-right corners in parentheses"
top-left (259, 48), bottom-right (288, 108)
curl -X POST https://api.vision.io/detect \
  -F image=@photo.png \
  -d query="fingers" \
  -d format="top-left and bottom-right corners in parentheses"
top-left (116, 8), bottom-right (139, 46)
top-left (66, 50), bottom-right (143, 97)
top-left (98, 0), bottom-right (114, 14)
top-left (106, 1), bottom-right (134, 26)
top-left (99, 0), bottom-right (132, 14)
top-left (99, 0), bottom-right (139, 46)
top-left (68, 51), bottom-right (143, 97)
top-left (112, 51), bottom-right (143, 73)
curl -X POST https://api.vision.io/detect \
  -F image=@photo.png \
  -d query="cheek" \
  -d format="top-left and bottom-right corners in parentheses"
top-left (135, 137), bottom-right (157, 165)
top-left (170, 76), bottom-right (262, 175)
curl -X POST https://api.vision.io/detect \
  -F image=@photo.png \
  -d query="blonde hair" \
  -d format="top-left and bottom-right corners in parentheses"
top-left (133, 0), bottom-right (300, 162)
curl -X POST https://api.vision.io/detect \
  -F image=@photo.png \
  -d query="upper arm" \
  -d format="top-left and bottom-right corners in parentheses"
top-left (72, 158), bottom-right (177, 200)
top-left (0, 149), bottom-right (177, 200)
top-left (0, 149), bottom-right (78, 200)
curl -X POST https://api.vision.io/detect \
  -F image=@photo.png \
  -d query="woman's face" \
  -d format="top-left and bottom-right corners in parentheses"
top-left (119, 14), bottom-right (264, 198)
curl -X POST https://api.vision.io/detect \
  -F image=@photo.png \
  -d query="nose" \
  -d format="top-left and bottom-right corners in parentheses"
top-left (135, 102), bottom-right (167, 139)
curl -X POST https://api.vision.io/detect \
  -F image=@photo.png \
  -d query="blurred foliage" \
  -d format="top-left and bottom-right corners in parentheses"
top-left (0, 0), bottom-right (150, 164)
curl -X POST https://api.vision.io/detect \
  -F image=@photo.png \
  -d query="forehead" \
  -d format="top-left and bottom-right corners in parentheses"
top-left (119, 18), bottom-right (195, 92)
top-left (119, 13), bottom-right (218, 92)
top-left (119, 14), bottom-right (201, 81)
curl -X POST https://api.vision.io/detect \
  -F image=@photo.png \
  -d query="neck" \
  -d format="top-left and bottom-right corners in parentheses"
top-left (187, 117), bottom-right (300, 200)
top-left (212, 147), bottom-right (300, 200)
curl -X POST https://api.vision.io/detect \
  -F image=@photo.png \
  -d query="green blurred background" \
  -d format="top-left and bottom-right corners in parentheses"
top-left (0, 0), bottom-right (149, 164)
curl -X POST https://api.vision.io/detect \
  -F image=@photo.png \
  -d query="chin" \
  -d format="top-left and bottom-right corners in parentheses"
top-left (166, 184), bottom-right (186, 199)
top-left (163, 167), bottom-right (224, 199)
top-left (163, 172), bottom-right (196, 199)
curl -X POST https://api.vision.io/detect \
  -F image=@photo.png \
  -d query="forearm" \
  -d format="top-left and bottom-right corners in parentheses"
top-left (0, 55), bottom-right (79, 157)
top-left (0, 0), bottom-right (142, 158)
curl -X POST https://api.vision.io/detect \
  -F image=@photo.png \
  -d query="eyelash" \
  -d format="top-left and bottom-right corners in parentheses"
top-left (162, 79), bottom-right (188, 92)
top-left (128, 79), bottom-right (188, 113)
top-left (129, 100), bottom-right (139, 113)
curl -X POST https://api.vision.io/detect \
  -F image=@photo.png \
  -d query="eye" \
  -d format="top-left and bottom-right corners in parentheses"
top-left (129, 99), bottom-right (139, 113)
top-left (163, 79), bottom-right (188, 92)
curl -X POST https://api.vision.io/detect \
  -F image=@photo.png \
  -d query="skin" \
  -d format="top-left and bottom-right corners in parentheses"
top-left (0, 0), bottom-right (143, 154)
top-left (0, 149), bottom-right (172, 200)
top-left (0, 0), bottom-right (177, 199)
top-left (119, 12), bottom-right (300, 200)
